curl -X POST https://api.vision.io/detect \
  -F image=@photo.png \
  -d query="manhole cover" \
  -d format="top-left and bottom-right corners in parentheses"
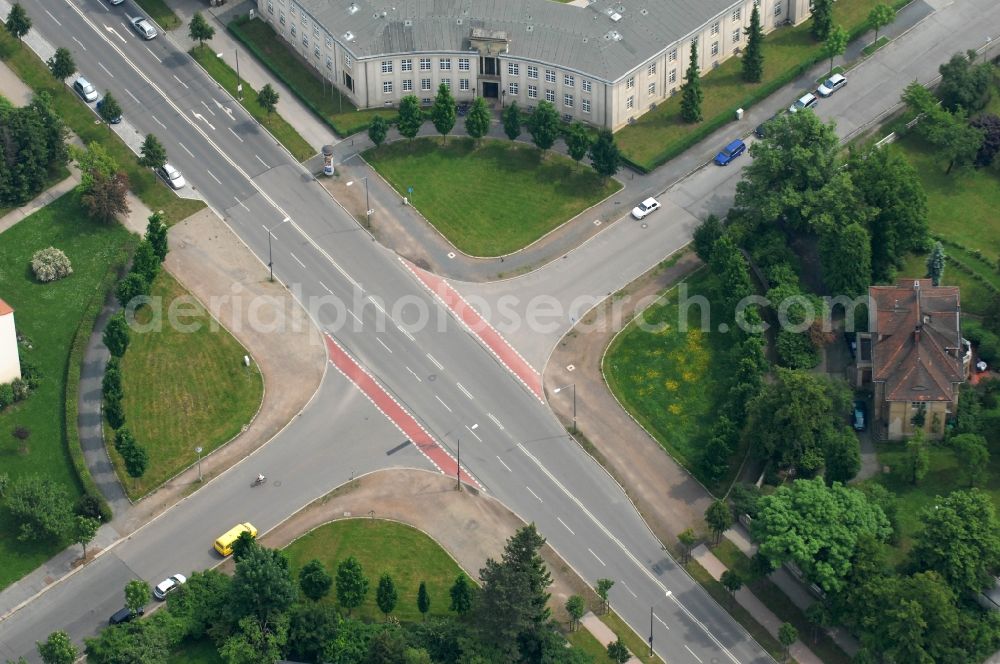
top-left (593, 219), bottom-right (602, 226)
top-left (447, 252), bottom-right (456, 259)
top-left (566, 364), bottom-right (575, 372)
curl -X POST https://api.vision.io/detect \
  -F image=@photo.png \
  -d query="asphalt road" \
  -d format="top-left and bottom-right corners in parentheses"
top-left (0, 1), bottom-right (774, 662)
top-left (457, 0), bottom-right (1000, 371)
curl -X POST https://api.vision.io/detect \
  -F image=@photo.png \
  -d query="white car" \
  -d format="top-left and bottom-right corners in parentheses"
top-left (631, 197), bottom-right (660, 220)
top-left (131, 16), bottom-right (157, 40)
top-left (153, 573), bottom-right (186, 600)
top-left (108, 0), bottom-right (124, 5)
top-left (160, 163), bottom-right (186, 190)
top-left (817, 73), bottom-right (847, 97)
top-left (789, 92), bottom-right (818, 113)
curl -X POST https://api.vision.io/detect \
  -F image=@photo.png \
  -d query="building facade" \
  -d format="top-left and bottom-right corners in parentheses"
top-left (258, 0), bottom-right (812, 130)
top-left (0, 299), bottom-right (20, 385)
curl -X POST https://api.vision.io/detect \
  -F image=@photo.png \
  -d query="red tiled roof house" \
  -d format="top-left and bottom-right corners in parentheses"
top-left (863, 279), bottom-right (969, 440)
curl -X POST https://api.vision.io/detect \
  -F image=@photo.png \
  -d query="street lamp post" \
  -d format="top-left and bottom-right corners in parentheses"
top-left (456, 438), bottom-right (461, 492)
top-left (553, 383), bottom-right (576, 433)
top-left (195, 446), bottom-right (203, 482)
top-left (266, 217), bottom-right (290, 282)
top-left (216, 50), bottom-right (243, 100)
top-left (363, 176), bottom-right (372, 229)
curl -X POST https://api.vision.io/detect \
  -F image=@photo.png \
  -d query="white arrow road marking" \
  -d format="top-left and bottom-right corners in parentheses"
top-left (104, 24), bottom-right (126, 43)
top-left (214, 99), bottom-right (236, 121)
top-left (192, 111), bottom-right (215, 131)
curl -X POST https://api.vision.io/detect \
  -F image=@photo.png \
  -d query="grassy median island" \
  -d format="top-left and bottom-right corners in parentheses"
top-left (189, 45), bottom-right (315, 162)
top-left (283, 519), bottom-right (464, 623)
top-left (603, 269), bottom-right (739, 490)
top-left (0, 192), bottom-right (132, 591)
top-left (365, 137), bottom-right (621, 256)
top-left (111, 270), bottom-right (262, 498)
top-left (229, 17), bottom-right (396, 137)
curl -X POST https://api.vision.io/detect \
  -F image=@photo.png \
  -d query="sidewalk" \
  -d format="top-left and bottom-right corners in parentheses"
top-left (693, 543), bottom-right (819, 664)
top-left (166, 0), bottom-right (333, 152)
top-left (580, 612), bottom-right (641, 664)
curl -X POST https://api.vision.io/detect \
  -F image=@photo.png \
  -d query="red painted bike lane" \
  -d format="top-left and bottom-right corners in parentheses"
top-left (400, 259), bottom-right (544, 402)
top-left (323, 334), bottom-right (479, 489)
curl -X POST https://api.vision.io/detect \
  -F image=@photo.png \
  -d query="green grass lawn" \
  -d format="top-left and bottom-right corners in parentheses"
top-left (111, 270), bottom-right (262, 499)
top-left (282, 519), bottom-right (465, 622)
top-left (133, 0), bottom-right (181, 30)
top-left (603, 269), bottom-right (739, 490)
top-left (893, 136), bottom-right (1000, 258)
top-left (189, 45), bottom-right (315, 162)
top-left (616, 0), bottom-right (893, 171)
top-left (0, 32), bottom-right (204, 225)
top-left (169, 637), bottom-right (222, 663)
top-left (228, 18), bottom-right (396, 137)
top-left (866, 439), bottom-right (1000, 567)
top-left (365, 137), bottom-right (621, 256)
top-left (0, 192), bottom-right (131, 591)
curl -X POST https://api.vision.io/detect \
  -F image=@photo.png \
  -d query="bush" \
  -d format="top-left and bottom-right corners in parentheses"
top-left (75, 492), bottom-right (106, 521)
top-left (31, 246), bottom-right (73, 283)
top-left (964, 319), bottom-right (1000, 364)
top-left (0, 383), bottom-right (14, 409)
top-left (11, 377), bottom-right (30, 401)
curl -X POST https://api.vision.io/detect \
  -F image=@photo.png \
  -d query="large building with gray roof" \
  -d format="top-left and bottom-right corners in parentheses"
top-left (258, 0), bottom-right (812, 130)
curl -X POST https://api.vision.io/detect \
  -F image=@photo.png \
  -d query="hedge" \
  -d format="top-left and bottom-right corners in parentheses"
top-left (63, 236), bottom-right (139, 523)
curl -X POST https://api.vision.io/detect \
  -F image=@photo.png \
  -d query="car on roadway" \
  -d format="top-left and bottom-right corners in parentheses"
top-left (754, 113), bottom-right (782, 139)
top-left (159, 163), bottom-right (186, 190)
top-left (96, 97), bottom-right (123, 124)
top-left (131, 16), bottom-right (158, 40)
top-left (713, 139), bottom-right (746, 166)
top-left (817, 73), bottom-right (847, 97)
top-left (789, 92), bottom-right (818, 113)
top-left (108, 606), bottom-right (144, 625)
top-left (631, 197), bottom-right (660, 220)
top-left (853, 400), bottom-right (867, 431)
top-left (108, 0), bottom-right (124, 5)
top-left (153, 573), bottom-right (187, 600)
top-left (73, 77), bottom-right (99, 103)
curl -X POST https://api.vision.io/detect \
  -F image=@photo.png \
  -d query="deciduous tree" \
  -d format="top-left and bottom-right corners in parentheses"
top-left (257, 84), bottom-right (280, 124)
top-left (867, 4), bottom-right (895, 46)
top-left (5, 475), bottom-right (73, 542)
top-left (220, 614), bottom-right (288, 664)
top-left (938, 50), bottom-right (994, 113)
top-left (742, 5), bottom-right (764, 83)
top-left (464, 97), bottom-right (491, 143)
top-left (678, 529), bottom-right (697, 564)
top-left (705, 499), bottom-right (732, 545)
top-left (37, 631), bottom-right (77, 664)
top-left (588, 129), bottom-right (621, 180)
top-left (367, 114), bottom-right (388, 148)
top-left (527, 100), bottom-right (559, 152)
top-left (820, 222), bottom-right (871, 297)
top-left (74, 515), bottom-right (100, 560)
top-left (97, 93), bottom-right (122, 126)
top-left (0, 96), bottom-right (69, 206)
top-left (122, 442), bottom-right (149, 488)
top-left (606, 637), bottom-right (629, 664)
top-left (720, 570), bottom-right (742, 603)
top-left (81, 169), bottom-right (130, 224)
top-left (824, 426), bottom-right (861, 484)
top-left (595, 578), bottom-right (614, 614)
top-left (124, 579), bottom-right (150, 616)
top-left (502, 101), bottom-right (522, 141)
top-left (565, 595), bottom-right (585, 631)
top-left (335, 556), bottom-right (369, 615)
top-left (298, 558), bottom-right (332, 601)
top-left (430, 83), bottom-right (456, 143)
top-left (396, 95), bottom-right (423, 140)
top-left (563, 122), bottom-right (591, 162)
top-left (778, 623), bottom-right (798, 660)
top-left (232, 544), bottom-right (296, 620)
top-left (970, 113), bottom-right (1000, 167)
top-left (376, 573), bottom-right (398, 620)
top-left (950, 433), bottom-right (989, 487)
top-left (910, 488), bottom-right (1000, 596)
top-left (752, 477), bottom-right (891, 594)
top-left (47, 48), bottom-right (76, 80)
top-left (904, 429), bottom-right (930, 485)
top-left (5, 3), bottom-right (31, 43)
top-left (680, 41), bottom-right (702, 123)
top-left (138, 134), bottom-right (168, 171)
top-left (188, 12), bottom-right (215, 46)
top-left (822, 25), bottom-right (848, 74)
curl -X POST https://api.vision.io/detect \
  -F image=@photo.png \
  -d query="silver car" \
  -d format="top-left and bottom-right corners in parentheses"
top-left (73, 77), bottom-right (99, 103)
top-left (131, 16), bottom-right (157, 40)
top-left (159, 164), bottom-right (187, 190)
top-left (153, 573), bottom-right (187, 600)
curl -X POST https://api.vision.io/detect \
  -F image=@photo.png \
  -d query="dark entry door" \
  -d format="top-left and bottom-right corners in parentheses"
top-left (482, 82), bottom-right (498, 98)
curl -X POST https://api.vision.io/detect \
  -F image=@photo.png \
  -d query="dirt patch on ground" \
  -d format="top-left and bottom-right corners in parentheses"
top-left (117, 209), bottom-right (327, 532)
top-left (253, 468), bottom-right (599, 622)
top-left (544, 251), bottom-right (715, 549)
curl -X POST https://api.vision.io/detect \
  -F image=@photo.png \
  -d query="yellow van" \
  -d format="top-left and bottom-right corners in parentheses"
top-left (214, 522), bottom-right (257, 556)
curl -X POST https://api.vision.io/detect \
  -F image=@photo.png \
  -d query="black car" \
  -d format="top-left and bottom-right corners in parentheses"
top-left (96, 98), bottom-right (123, 124)
top-left (754, 113), bottom-right (783, 139)
top-left (853, 400), bottom-right (867, 432)
top-left (109, 606), bottom-right (144, 625)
